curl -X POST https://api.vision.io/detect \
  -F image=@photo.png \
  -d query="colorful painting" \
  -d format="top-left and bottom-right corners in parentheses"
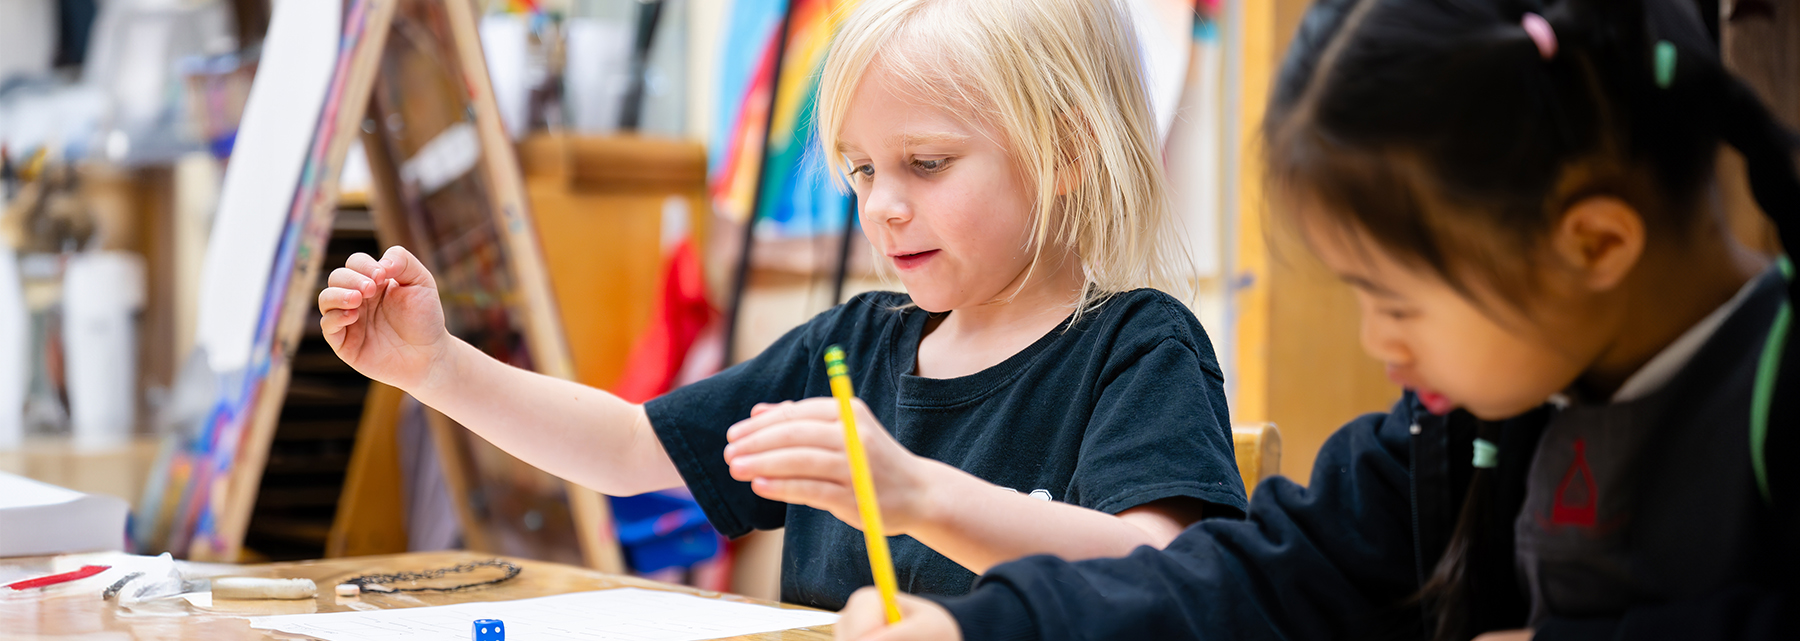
top-left (708, 0), bottom-right (858, 239)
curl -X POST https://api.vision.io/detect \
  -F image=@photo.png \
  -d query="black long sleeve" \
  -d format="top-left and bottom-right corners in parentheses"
top-left (938, 404), bottom-right (1429, 641)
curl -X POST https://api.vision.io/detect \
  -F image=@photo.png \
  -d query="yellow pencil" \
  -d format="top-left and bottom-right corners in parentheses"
top-left (823, 345), bottom-right (903, 624)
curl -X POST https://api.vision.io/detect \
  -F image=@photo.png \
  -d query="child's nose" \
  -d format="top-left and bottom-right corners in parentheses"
top-left (860, 182), bottom-right (912, 226)
top-left (1359, 318), bottom-right (1411, 366)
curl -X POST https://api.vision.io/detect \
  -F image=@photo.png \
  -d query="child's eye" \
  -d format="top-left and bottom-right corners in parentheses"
top-left (911, 157), bottom-right (952, 173)
top-left (847, 164), bottom-right (874, 181)
top-left (1380, 308), bottom-right (1418, 321)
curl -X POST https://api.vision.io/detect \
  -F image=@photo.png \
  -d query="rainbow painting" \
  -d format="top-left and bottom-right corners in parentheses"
top-left (709, 0), bottom-right (860, 239)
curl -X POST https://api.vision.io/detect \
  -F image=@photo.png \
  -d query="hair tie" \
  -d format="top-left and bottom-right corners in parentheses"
top-left (1472, 438), bottom-right (1499, 469)
top-left (1654, 40), bottom-right (1677, 89)
top-left (1521, 13), bottom-right (1557, 61)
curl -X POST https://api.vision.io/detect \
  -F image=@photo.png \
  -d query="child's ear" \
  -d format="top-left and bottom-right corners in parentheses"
top-left (1551, 196), bottom-right (1645, 292)
top-left (1053, 157), bottom-right (1082, 196)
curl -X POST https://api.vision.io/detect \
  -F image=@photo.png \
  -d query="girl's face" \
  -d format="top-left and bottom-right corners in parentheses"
top-left (836, 63), bottom-right (1052, 313)
top-left (1304, 215), bottom-right (1600, 420)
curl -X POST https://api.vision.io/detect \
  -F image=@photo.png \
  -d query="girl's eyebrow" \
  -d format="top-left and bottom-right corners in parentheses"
top-left (888, 131), bottom-right (971, 148)
top-left (1341, 274), bottom-right (1404, 299)
top-left (835, 131), bottom-right (971, 155)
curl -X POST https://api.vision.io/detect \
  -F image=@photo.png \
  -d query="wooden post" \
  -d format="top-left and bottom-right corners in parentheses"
top-left (327, 382), bottom-right (409, 557)
top-left (1228, 0), bottom-right (1399, 485)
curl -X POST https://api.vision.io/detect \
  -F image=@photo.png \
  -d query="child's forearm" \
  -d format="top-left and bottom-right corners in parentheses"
top-left (408, 338), bottom-right (686, 497)
top-left (904, 462), bottom-right (1193, 574)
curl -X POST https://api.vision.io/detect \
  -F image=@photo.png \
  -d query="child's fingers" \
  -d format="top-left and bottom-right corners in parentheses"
top-left (343, 252), bottom-right (385, 281)
top-left (728, 398), bottom-right (840, 441)
top-left (862, 598), bottom-right (962, 641)
top-left (749, 477), bottom-right (853, 511)
top-left (728, 447), bottom-right (850, 484)
top-left (834, 589), bottom-right (890, 641)
top-left (835, 591), bottom-right (957, 641)
top-left (730, 401), bottom-right (803, 440)
top-left (724, 419), bottom-right (841, 461)
top-left (318, 286), bottom-right (363, 315)
top-left (320, 308), bottom-right (359, 344)
top-left (327, 266), bottom-right (377, 294)
top-left (377, 245), bottom-right (435, 288)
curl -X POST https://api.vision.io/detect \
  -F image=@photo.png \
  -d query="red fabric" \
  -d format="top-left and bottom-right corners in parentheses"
top-left (614, 238), bottom-right (715, 404)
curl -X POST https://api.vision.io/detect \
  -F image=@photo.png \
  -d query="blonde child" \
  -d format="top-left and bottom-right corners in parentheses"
top-left (318, 0), bottom-right (1244, 610)
top-left (835, 0), bottom-right (1800, 638)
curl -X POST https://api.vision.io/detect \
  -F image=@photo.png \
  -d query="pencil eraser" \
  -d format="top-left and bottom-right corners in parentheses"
top-left (335, 583), bottom-right (360, 597)
top-left (473, 618), bottom-right (505, 641)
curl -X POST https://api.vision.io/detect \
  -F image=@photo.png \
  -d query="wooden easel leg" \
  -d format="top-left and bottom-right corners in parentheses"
top-left (327, 381), bottom-right (409, 557)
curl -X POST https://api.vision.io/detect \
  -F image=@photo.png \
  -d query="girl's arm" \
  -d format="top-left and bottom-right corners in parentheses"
top-left (320, 246), bottom-right (684, 497)
top-left (899, 456), bottom-right (1203, 573)
top-left (413, 339), bottom-right (685, 496)
top-left (833, 403), bottom-right (1428, 641)
top-left (721, 398), bottom-right (1204, 574)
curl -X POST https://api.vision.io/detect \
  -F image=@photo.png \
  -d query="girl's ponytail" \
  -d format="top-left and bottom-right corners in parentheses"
top-left (1417, 421), bottom-right (1512, 641)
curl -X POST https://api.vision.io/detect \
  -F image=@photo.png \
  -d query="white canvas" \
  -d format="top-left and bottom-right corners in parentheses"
top-left (194, 0), bottom-right (342, 373)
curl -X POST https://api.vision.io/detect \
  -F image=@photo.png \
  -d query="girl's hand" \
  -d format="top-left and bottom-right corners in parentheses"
top-left (1473, 631), bottom-right (1532, 641)
top-left (316, 246), bottom-right (453, 392)
top-left (833, 588), bottom-right (961, 641)
top-left (723, 398), bottom-right (940, 534)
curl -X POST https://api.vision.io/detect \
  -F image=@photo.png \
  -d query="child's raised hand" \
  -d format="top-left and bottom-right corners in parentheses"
top-left (723, 398), bottom-right (941, 533)
top-left (833, 588), bottom-right (960, 641)
top-left (316, 246), bottom-right (452, 392)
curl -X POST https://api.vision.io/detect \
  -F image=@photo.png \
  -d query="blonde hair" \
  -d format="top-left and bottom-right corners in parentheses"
top-left (815, 0), bottom-right (1191, 318)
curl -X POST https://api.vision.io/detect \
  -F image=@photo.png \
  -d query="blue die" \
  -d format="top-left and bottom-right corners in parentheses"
top-left (472, 619), bottom-right (504, 641)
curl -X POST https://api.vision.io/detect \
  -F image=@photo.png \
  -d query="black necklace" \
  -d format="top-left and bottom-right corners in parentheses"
top-left (341, 559), bottom-right (522, 593)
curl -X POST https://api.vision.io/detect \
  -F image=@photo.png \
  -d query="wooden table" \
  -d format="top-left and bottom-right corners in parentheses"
top-left (0, 551), bottom-right (833, 640)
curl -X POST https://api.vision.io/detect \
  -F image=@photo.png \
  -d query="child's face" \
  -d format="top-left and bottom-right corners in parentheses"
top-left (836, 64), bottom-right (1049, 313)
top-left (1304, 215), bottom-right (1599, 420)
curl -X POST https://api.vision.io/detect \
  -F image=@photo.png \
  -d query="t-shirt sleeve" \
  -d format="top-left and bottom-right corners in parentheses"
top-left (643, 319), bottom-right (819, 537)
top-left (1068, 337), bottom-right (1248, 516)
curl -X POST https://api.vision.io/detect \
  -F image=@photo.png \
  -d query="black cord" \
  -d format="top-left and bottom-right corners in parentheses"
top-left (830, 197), bottom-right (857, 305)
top-left (618, 0), bottom-right (666, 130)
top-left (721, 4), bottom-right (797, 366)
top-left (340, 559), bottom-right (522, 593)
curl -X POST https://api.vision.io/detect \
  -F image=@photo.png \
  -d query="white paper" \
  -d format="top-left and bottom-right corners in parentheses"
top-left (195, 0), bottom-right (341, 373)
top-left (0, 472), bottom-right (128, 557)
top-left (248, 587), bottom-right (838, 641)
top-left (399, 122), bottom-right (480, 196)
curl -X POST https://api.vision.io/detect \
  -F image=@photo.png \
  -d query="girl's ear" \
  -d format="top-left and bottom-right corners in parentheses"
top-left (1054, 156), bottom-right (1082, 196)
top-left (1550, 195), bottom-right (1646, 293)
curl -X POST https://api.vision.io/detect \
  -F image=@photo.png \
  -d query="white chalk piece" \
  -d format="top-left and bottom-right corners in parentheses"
top-left (335, 583), bottom-right (360, 597)
top-left (213, 577), bottom-right (318, 600)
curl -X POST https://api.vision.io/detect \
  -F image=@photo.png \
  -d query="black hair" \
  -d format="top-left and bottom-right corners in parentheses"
top-left (1264, 0), bottom-right (1800, 639)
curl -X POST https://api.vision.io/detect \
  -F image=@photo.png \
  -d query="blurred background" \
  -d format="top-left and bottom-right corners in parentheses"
top-left (0, 0), bottom-right (1792, 601)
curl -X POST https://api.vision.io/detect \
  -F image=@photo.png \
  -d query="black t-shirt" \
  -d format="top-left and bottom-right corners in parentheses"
top-left (644, 289), bottom-right (1246, 610)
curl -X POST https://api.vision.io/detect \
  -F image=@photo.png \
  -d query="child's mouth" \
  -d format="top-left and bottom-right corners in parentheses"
top-left (1414, 388), bottom-right (1455, 416)
top-left (1387, 365), bottom-right (1455, 415)
top-left (891, 250), bottom-right (939, 271)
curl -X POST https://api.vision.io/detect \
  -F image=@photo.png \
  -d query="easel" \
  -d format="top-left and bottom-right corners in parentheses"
top-left (193, 0), bottom-right (622, 572)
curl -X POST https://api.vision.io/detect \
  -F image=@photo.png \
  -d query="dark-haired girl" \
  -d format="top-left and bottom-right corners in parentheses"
top-left (834, 0), bottom-right (1799, 639)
